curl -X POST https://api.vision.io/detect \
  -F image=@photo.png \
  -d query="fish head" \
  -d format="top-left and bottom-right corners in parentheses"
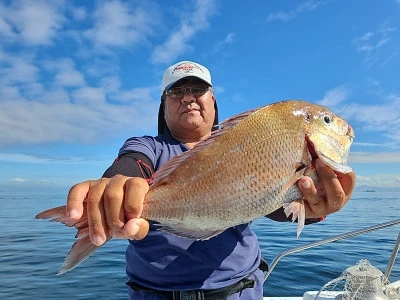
top-left (300, 104), bottom-right (355, 174)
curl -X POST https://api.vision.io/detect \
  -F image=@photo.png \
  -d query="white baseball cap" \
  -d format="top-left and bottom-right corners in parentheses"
top-left (161, 61), bottom-right (213, 93)
top-left (158, 60), bottom-right (218, 135)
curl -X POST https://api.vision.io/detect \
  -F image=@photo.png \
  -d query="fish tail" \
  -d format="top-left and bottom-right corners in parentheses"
top-left (36, 205), bottom-right (107, 274)
top-left (36, 205), bottom-right (83, 227)
top-left (58, 235), bottom-right (105, 275)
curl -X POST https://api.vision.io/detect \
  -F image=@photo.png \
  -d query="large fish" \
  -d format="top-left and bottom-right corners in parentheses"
top-left (36, 100), bottom-right (354, 274)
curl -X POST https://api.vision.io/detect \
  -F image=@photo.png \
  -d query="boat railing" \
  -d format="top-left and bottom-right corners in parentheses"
top-left (263, 218), bottom-right (400, 283)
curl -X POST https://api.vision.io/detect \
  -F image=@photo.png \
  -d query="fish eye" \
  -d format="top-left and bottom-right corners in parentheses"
top-left (323, 115), bottom-right (331, 124)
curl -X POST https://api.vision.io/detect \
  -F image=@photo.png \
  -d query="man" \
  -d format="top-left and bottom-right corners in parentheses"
top-left (66, 61), bottom-right (356, 299)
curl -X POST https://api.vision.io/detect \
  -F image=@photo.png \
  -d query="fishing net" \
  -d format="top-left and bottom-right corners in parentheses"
top-left (315, 259), bottom-right (400, 299)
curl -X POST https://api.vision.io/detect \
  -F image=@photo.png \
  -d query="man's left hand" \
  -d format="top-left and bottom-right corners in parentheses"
top-left (298, 158), bottom-right (356, 218)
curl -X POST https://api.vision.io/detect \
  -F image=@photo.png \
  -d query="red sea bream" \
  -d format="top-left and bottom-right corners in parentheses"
top-left (37, 100), bottom-right (354, 274)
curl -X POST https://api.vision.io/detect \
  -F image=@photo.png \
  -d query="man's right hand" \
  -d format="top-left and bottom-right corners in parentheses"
top-left (66, 175), bottom-right (150, 246)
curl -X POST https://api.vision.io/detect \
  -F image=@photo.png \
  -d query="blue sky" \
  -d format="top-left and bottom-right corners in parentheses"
top-left (0, 0), bottom-right (400, 193)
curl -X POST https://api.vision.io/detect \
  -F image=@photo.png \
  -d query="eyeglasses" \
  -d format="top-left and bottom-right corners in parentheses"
top-left (165, 85), bottom-right (211, 99)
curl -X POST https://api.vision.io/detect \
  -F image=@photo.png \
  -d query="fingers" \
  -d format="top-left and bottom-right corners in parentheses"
top-left (123, 218), bottom-right (150, 240)
top-left (86, 178), bottom-right (109, 246)
top-left (67, 180), bottom-right (94, 220)
top-left (66, 175), bottom-right (149, 246)
top-left (315, 159), bottom-right (344, 212)
top-left (122, 177), bottom-right (150, 240)
top-left (66, 176), bottom-right (151, 245)
top-left (298, 176), bottom-right (326, 218)
top-left (336, 169), bottom-right (356, 200)
top-left (298, 159), bottom-right (356, 218)
top-left (124, 177), bottom-right (149, 219)
top-left (103, 175), bottom-right (129, 238)
top-left (89, 176), bottom-right (149, 242)
top-left (298, 176), bottom-right (318, 204)
top-left (92, 175), bottom-right (150, 242)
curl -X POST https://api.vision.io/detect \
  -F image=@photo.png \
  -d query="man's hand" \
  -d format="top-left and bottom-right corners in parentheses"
top-left (298, 158), bottom-right (356, 218)
top-left (66, 175), bottom-right (150, 246)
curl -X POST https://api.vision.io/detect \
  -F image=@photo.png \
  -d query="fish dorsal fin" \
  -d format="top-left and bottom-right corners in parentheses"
top-left (211, 108), bottom-right (258, 138)
top-left (151, 107), bottom-right (260, 187)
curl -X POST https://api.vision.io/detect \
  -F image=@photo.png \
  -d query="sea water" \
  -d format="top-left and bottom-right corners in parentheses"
top-left (0, 191), bottom-right (399, 299)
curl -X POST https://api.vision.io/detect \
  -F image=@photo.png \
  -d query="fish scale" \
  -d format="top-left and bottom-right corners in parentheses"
top-left (36, 100), bottom-right (354, 274)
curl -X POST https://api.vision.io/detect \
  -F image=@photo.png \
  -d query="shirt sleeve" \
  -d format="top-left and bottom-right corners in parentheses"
top-left (118, 136), bottom-right (157, 166)
top-left (266, 207), bottom-right (324, 225)
top-left (102, 151), bottom-right (154, 179)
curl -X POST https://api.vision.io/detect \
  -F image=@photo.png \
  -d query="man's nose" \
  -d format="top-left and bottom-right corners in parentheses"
top-left (181, 91), bottom-right (196, 103)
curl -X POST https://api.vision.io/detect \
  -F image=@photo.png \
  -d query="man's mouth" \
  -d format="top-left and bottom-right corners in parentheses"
top-left (182, 107), bottom-right (200, 113)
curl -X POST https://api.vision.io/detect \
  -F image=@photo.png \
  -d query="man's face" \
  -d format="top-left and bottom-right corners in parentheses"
top-left (164, 79), bottom-right (215, 138)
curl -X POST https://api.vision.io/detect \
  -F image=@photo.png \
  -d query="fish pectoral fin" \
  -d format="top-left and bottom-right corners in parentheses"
top-left (282, 198), bottom-right (306, 239)
top-left (280, 164), bottom-right (307, 195)
top-left (155, 224), bottom-right (224, 241)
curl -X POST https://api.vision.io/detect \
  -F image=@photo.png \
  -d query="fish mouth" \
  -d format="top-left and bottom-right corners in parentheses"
top-left (305, 135), bottom-right (318, 161)
top-left (305, 135), bottom-right (353, 174)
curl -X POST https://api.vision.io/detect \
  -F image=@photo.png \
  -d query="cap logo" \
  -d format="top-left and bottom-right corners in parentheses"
top-left (161, 60), bottom-right (211, 93)
top-left (172, 63), bottom-right (204, 75)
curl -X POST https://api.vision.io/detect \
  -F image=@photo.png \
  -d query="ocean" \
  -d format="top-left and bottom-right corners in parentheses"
top-left (1, 190), bottom-right (399, 299)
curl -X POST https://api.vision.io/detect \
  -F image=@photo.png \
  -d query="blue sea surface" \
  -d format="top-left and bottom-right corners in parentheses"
top-left (0, 191), bottom-right (399, 299)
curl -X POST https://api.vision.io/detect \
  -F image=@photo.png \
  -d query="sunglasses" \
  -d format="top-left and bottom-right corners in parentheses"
top-left (165, 85), bottom-right (211, 99)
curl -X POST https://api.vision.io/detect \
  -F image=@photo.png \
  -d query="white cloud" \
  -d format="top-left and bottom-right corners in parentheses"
top-left (267, 0), bottom-right (327, 22)
top-left (355, 174), bottom-right (400, 188)
top-left (339, 99), bottom-right (399, 135)
top-left (353, 141), bottom-right (390, 148)
top-left (353, 25), bottom-right (398, 67)
top-left (0, 6), bottom-right (16, 39)
top-left (71, 87), bottom-right (105, 106)
top-left (0, 28), bottom-right (160, 147)
top-left (100, 76), bottom-right (121, 94)
top-left (0, 53), bottom-right (159, 146)
top-left (0, 53), bottom-right (77, 104)
top-left (354, 27), bottom-right (395, 51)
top-left (317, 85), bottom-right (349, 107)
top-left (69, 6), bottom-right (87, 21)
top-left (350, 152), bottom-right (400, 164)
top-left (1, 0), bottom-right (66, 45)
top-left (317, 86), bottom-right (400, 151)
top-left (44, 58), bottom-right (85, 87)
top-left (0, 96), bottom-right (159, 145)
top-left (84, 0), bottom-right (158, 48)
top-left (0, 152), bottom-right (105, 164)
top-left (56, 69), bottom-right (85, 87)
top-left (11, 178), bottom-right (28, 182)
top-left (151, 0), bottom-right (217, 64)
top-left (365, 77), bottom-right (384, 98)
top-left (112, 87), bottom-right (154, 103)
top-left (209, 33), bottom-right (236, 55)
top-left (1, 153), bottom-right (57, 163)
top-left (0, 56), bottom-right (39, 85)
top-left (355, 32), bottom-right (374, 42)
